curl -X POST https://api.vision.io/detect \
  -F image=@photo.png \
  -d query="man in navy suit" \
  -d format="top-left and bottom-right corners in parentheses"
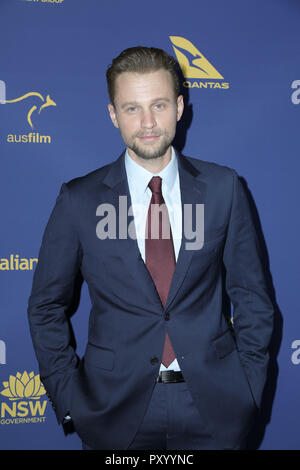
top-left (27, 46), bottom-right (274, 450)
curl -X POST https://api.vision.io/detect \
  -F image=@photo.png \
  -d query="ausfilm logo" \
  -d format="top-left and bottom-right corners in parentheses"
top-left (96, 197), bottom-right (205, 251)
top-left (0, 80), bottom-right (55, 144)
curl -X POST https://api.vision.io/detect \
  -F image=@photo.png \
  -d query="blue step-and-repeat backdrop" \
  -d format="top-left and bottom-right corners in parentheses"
top-left (0, 0), bottom-right (299, 450)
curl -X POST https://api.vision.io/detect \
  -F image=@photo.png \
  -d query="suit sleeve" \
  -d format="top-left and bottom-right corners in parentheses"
top-left (223, 170), bottom-right (274, 408)
top-left (27, 183), bottom-right (82, 423)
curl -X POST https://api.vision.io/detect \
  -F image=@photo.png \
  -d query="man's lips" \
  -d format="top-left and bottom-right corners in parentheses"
top-left (138, 135), bottom-right (160, 141)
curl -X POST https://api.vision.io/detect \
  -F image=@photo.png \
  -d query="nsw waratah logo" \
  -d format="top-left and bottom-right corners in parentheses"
top-left (0, 371), bottom-right (48, 425)
top-left (0, 371), bottom-right (46, 400)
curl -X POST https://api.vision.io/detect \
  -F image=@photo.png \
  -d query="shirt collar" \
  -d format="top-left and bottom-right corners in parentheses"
top-left (125, 146), bottom-right (178, 196)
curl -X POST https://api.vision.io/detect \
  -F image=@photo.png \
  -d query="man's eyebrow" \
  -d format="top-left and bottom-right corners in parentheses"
top-left (120, 97), bottom-right (171, 109)
top-left (120, 101), bottom-right (139, 109)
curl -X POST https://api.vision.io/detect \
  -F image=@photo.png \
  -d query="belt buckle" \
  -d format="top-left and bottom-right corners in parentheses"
top-left (157, 370), bottom-right (184, 383)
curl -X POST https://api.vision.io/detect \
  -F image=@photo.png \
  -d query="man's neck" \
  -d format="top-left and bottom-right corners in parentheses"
top-left (127, 146), bottom-right (172, 174)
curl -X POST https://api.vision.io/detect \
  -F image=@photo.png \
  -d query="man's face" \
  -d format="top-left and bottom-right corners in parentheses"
top-left (108, 69), bottom-right (184, 161)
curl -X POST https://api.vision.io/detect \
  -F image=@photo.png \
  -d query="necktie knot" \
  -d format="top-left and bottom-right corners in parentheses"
top-left (148, 176), bottom-right (162, 195)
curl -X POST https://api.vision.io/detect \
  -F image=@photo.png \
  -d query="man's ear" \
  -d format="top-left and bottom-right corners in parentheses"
top-left (176, 95), bottom-right (184, 122)
top-left (108, 103), bottom-right (119, 128)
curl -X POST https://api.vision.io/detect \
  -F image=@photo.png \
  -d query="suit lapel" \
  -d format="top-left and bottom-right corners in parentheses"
top-left (102, 150), bottom-right (206, 312)
top-left (102, 152), bottom-right (162, 308)
top-left (164, 151), bottom-right (206, 311)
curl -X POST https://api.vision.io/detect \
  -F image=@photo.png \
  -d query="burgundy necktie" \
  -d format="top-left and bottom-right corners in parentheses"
top-left (145, 176), bottom-right (176, 368)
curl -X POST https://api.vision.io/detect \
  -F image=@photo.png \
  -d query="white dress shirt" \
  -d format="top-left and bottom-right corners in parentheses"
top-left (125, 146), bottom-right (182, 372)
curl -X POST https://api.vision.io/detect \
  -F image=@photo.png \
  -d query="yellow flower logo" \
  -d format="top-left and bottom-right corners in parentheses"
top-left (0, 371), bottom-right (46, 400)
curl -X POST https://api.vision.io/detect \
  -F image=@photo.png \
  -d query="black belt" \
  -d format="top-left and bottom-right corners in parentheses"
top-left (156, 370), bottom-right (185, 383)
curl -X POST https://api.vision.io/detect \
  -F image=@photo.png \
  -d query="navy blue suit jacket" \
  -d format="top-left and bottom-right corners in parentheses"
top-left (27, 151), bottom-right (274, 449)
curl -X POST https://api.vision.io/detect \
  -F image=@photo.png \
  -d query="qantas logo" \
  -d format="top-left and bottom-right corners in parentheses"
top-left (169, 36), bottom-right (229, 89)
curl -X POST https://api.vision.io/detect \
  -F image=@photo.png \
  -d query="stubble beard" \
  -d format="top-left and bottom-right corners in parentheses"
top-left (126, 131), bottom-right (174, 161)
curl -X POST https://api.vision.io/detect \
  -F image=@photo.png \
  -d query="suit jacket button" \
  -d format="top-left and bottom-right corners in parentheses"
top-left (164, 313), bottom-right (170, 321)
top-left (150, 356), bottom-right (159, 365)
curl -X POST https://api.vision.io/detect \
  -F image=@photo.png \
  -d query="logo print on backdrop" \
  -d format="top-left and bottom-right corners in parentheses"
top-left (0, 371), bottom-right (48, 424)
top-left (2, 92), bottom-right (56, 129)
top-left (169, 36), bottom-right (229, 89)
top-left (0, 254), bottom-right (38, 271)
top-left (0, 80), bottom-right (55, 144)
top-left (1, 371), bottom-right (46, 400)
top-left (20, 0), bottom-right (64, 4)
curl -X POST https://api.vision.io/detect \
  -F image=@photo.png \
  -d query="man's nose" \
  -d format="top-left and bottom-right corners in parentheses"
top-left (141, 110), bottom-right (157, 128)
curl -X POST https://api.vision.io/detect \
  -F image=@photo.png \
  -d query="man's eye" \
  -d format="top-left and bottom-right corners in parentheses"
top-left (127, 107), bottom-right (137, 113)
top-left (154, 103), bottom-right (164, 110)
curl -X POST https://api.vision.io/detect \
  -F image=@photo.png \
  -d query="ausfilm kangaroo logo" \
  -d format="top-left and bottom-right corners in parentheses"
top-left (0, 371), bottom-right (48, 425)
top-left (0, 80), bottom-right (55, 144)
top-left (169, 36), bottom-right (229, 90)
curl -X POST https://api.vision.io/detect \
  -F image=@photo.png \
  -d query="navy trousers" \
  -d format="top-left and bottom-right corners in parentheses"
top-left (82, 380), bottom-right (220, 450)
top-left (127, 380), bottom-right (217, 450)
